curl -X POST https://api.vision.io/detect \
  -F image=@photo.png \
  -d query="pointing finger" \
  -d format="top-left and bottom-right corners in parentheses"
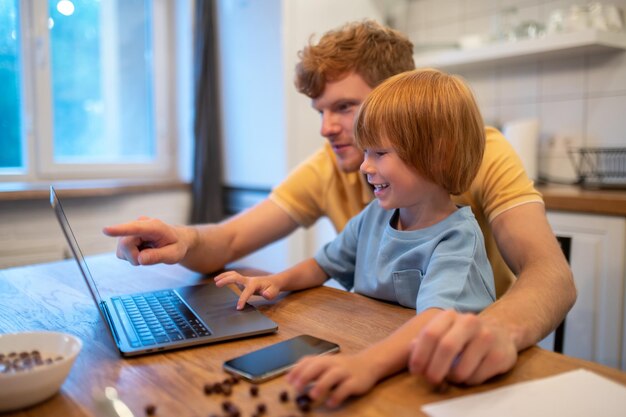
top-left (237, 284), bottom-right (256, 310)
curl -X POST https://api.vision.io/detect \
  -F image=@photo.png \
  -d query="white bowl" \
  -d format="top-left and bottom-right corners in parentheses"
top-left (0, 331), bottom-right (82, 412)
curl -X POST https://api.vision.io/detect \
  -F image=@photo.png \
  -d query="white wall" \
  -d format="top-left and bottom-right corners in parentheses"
top-left (0, 190), bottom-right (190, 269)
top-left (216, 0), bottom-right (287, 189)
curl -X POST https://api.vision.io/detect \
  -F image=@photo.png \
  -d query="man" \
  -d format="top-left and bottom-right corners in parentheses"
top-left (104, 20), bottom-right (575, 386)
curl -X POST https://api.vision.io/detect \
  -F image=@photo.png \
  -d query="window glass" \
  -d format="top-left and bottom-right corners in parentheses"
top-left (0, 0), bottom-right (23, 169)
top-left (48, 0), bottom-right (155, 163)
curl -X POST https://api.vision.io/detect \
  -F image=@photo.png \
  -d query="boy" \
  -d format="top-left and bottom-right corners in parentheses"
top-left (215, 68), bottom-right (496, 407)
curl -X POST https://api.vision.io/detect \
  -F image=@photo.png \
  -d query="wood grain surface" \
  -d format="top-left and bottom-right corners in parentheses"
top-left (1, 253), bottom-right (625, 417)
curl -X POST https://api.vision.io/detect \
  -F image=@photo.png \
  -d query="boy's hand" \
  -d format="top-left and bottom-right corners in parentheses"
top-left (286, 353), bottom-right (378, 409)
top-left (214, 271), bottom-right (281, 310)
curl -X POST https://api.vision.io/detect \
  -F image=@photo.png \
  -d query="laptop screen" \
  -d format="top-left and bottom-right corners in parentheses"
top-left (50, 186), bottom-right (105, 306)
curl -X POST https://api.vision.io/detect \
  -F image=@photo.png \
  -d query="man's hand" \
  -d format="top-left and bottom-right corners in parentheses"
top-left (286, 353), bottom-right (379, 409)
top-left (103, 216), bottom-right (190, 266)
top-left (408, 309), bottom-right (517, 385)
top-left (214, 271), bottom-right (282, 310)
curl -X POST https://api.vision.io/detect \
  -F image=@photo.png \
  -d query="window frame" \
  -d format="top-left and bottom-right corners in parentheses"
top-left (2, 0), bottom-right (187, 183)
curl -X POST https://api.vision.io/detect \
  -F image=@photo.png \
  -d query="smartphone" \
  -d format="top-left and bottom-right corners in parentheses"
top-left (223, 334), bottom-right (340, 383)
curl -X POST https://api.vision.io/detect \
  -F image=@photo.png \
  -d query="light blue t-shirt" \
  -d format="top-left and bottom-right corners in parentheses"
top-left (314, 202), bottom-right (495, 313)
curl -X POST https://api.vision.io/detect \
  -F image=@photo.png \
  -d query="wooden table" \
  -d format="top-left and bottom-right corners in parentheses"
top-left (1, 254), bottom-right (626, 417)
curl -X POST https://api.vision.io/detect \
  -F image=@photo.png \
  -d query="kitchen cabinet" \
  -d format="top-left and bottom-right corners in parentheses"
top-left (540, 211), bottom-right (626, 370)
top-left (413, 29), bottom-right (626, 70)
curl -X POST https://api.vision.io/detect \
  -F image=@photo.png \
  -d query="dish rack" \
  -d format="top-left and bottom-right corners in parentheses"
top-left (567, 147), bottom-right (626, 189)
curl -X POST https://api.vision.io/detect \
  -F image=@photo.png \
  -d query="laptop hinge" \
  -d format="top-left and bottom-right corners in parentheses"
top-left (100, 301), bottom-right (121, 344)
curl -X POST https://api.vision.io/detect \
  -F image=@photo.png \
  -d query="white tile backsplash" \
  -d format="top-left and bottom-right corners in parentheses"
top-left (463, 0), bottom-right (500, 18)
top-left (408, 0), bottom-right (626, 180)
top-left (458, 66), bottom-right (499, 106)
top-left (480, 104), bottom-right (500, 126)
top-left (423, 0), bottom-right (464, 25)
top-left (407, 0), bottom-right (428, 31)
top-left (587, 51), bottom-right (626, 95)
top-left (419, 20), bottom-right (462, 44)
top-left (540, 55), bottom-right (586, 100)
top-left (539, 99), bottom-right (585, 153)
top-left (462, 13), bottom-right (499, 39)
top-left (499, 101), bottom-right (539, 124)
top-left (497, 60), bottom-right (540, 103)
top-left (586, 95), bottom-right (626, 147)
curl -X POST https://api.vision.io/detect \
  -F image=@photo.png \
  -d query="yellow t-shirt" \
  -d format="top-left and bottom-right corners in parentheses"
top-left (269, 126), bottom-right (544, 297)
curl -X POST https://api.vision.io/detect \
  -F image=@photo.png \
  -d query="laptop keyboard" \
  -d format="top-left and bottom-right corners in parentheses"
top-left (112, 290), bottom-right (211, 347)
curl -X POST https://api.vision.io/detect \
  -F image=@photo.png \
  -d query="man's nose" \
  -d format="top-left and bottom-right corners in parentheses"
top-left (320, 112), bottom-right (340, 138)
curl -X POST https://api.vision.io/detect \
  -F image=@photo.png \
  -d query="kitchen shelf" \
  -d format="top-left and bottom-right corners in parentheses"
top-left (413, 29), bottom-right (626, 70)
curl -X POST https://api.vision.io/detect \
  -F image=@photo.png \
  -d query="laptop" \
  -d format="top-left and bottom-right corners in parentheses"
top-left (49, 186), bottom-right (278, 357)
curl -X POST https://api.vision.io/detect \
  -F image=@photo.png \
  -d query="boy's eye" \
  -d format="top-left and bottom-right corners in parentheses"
top-left (364, 149), bottom-right (386, 157)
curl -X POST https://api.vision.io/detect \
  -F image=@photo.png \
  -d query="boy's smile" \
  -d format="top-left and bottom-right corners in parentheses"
top-left (371, 182), bottom-right (390, 198)
top-left (361, 139), bottom-right (456, 230)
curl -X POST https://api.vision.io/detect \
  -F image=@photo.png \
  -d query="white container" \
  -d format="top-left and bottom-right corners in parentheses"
top-left (0, 331), bottom-right (82, 412)
top-left (565, 5), bottom-right (591, 32)
top-left (502, 119), bottom-right (540, 180)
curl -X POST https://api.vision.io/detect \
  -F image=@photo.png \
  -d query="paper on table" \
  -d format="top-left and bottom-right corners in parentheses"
top-left (421, 369), bottom-right (626, 417)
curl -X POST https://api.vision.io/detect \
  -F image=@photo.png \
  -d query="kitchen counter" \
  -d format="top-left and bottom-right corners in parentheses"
top-left (538, 184), bottom-right (626, 217)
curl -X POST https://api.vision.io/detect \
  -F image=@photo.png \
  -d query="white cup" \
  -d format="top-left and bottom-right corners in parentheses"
top-left (588, 3), bottom-right (609, 31)
top-left (565, 5), bottom-right (590, 32)
top-left (604, 4), bottom-right (624, 31)
top-left (547, 9), bottom-right (566, 34)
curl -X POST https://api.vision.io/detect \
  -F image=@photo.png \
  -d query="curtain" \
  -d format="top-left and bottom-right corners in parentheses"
top-left (191, 0), bottom-right (224, 223)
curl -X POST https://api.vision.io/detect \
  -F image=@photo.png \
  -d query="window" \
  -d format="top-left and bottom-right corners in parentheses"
top-left (0, 0), bottom-right (22, 171)
top-left (0, 0), bottom-right (191, 182)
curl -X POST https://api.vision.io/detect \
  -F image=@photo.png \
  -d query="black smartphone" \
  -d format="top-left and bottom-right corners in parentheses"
top-left (223, 334), bottom-right (340, 383)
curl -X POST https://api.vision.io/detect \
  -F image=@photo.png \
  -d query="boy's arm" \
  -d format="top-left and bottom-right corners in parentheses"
top-left (272, 258), bottom-right (331, 291)
top-left (357, 308), bottom-right (444, 380)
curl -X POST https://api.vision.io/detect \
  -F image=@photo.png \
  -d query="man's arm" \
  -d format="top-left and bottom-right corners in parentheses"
top-left (485, 202), bottom-right (576, 347)
top-left (181, 199), bottom-right (300, 272)
top-left (408, 203), bottom-right (576, 385)
top-left (103, 199), bottom-right (300, 273)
